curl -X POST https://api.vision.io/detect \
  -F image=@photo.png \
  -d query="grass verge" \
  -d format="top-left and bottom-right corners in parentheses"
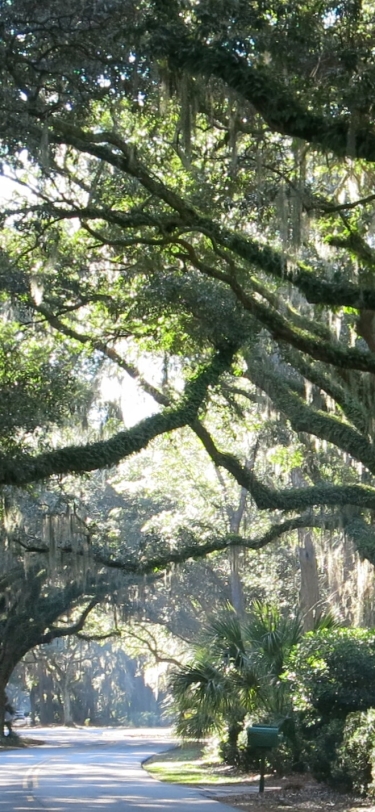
top-left (143, 743), bottom-right (251, 786)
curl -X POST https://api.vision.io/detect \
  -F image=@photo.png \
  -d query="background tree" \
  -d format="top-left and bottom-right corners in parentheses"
top-left (10, 636), bottom-right (162, 727)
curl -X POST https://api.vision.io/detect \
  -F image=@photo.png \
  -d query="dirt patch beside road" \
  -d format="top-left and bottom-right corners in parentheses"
top-left (207, 774), bottom-right (374, 812)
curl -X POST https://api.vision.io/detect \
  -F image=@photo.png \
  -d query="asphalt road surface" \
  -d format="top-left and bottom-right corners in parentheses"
top-left (0, 727), bottom-right (238, 811)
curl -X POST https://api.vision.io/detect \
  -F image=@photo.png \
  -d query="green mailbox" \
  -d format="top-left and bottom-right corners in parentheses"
top-left (247, 725), bottom-right (281, 793)
top-left (247, 725), bottom-right (280, 749)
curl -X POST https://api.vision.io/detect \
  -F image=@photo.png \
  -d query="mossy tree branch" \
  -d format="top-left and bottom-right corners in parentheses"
top-left (39, 596), bottom-right (100, 645)
top-left (31, 122), bottom-right (375, 316)
top-left (174, 239), bottom-right (375, 374)
top-left (279, 349), bottom-right (369, 437)
top-left (16, 512), bottom-right (343, 575)
top-left (0, 345), bottom-right (235, 486)
top-left (245, 359), bottom-right (375, 473)
top-left (155, 34), bottom-right (375, 162)
top-left (192, 420), bottom-right (375, 512)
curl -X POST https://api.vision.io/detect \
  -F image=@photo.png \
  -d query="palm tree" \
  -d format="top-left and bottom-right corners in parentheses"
top-left (169, 602), bottom-right (304, 760)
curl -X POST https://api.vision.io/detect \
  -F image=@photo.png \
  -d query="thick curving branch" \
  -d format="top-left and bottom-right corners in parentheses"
top-left (192, 420), bottom-right (375, 512)
top-left (156, 33), bottom-right (375, 162)
top-left (246, 359), bottom-right (375, 473)
top-left (279, 349), bottom-right (369, 437)
top-left (174, 240), bottom-right (375, 374)
top-left (16, 512), bottom-right (343, 575)
top-left (0, 345), bottom-right (235, 486)
top-left (39, 596), bottom-right (100, 645)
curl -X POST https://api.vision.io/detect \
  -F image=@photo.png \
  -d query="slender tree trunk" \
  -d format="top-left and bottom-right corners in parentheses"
top-left (0, 680), bottom-right (6, 737)
top-left (291, 469), bottom-right (321, 630)
top-left (299, 529), bottom-right (320, 631)
top-left (30, 685), bottom-right (37, 725)
top-left (62, 680), bottom-right (73, 726)
top-left (216, 456), bottom-right (256, 617)
top-left (229, 546), bottom-right (245, 617)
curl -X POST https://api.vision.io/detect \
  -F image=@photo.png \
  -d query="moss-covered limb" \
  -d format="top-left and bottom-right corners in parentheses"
top-left (47, 121), bottom-right (375, 315)
top-left (36, 304), bottom-right (170, 407)
top-left (159, 36), bottom-right (375, 162)
top-left (0, 570), bottom-right (106, 677)
top-left (50, 122), bottom-right (197, 221)
top-left (218, 230), bottom-right (375, 310)
top-left (75, 630), bottom-right (121, 643)
top-left (239, 512), bottom-right (343, 551)
top-left (174, 241), bottom-right (375, 374)
top-left (201, 216), bottom-right (375, 311)
top-left (246, 360), bottom-right (375, 472)
top-left (89, 512), bottom-right (341, 565)
top-left (19, 513), bottom-right (342, 575)
top-left (11, 201), bottom-right (180, 233)
top-left (80, 220), bottom-right (175, 249)
top-left (246, 275), bottom-right (333, 344)
top-left (327, 232), bottom-right (375, 267)
top-left (38, 596), bottom-right (100, 645)
top-left (0, 345), bottom-right (235, 487)
top-left (228, 277), bottom-right (375, 374)
top-left (192, 419), bottom-right (375, 512)
top-left (280, 349), bottom-right (369, 436)
top-left (221, 383), bottom-right (259, 405)
top-left (309, 192), bottom-right (375, 215)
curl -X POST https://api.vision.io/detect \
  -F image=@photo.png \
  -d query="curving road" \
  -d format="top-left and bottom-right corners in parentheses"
top-left (0, 727), bottom-right (237, 811)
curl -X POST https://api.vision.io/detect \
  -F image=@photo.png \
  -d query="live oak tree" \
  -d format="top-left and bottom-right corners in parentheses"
top-left (11, 636), bottom-right (160, 726)
top-left (2, 2), bottom-right (375, 605)
top-left (0, 555), bottom-right (105, 735)
top-left (0, 463), bottom-right (254, 734)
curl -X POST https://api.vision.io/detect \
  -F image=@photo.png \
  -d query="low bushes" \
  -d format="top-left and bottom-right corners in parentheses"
top-left (170, 620), bottom-right (375, 794)
top-left (285, 629), bottom-right (375, 792)
top-left (335, 710), bottom-right (375, 794)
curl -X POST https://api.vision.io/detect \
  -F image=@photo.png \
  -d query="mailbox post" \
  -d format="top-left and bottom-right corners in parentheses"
top-left (247, 725), bottom-right (281, 793)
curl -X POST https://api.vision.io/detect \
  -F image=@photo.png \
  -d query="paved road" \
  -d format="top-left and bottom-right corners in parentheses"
top-left (0, 727), bottom-right (238, 811)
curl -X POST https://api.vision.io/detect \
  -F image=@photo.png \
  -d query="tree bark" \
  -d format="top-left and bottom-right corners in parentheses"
top-left (298, 530), bottom-right (321, 632)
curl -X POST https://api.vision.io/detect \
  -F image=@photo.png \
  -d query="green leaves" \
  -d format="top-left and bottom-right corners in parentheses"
top-left (169, 601), bottom-right (303, 743)
top-left (286, 628), bottom-right (375, 719)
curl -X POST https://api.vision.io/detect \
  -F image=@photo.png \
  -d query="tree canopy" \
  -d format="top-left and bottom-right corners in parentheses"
top-left (2, 0), bottom-right (375, 572)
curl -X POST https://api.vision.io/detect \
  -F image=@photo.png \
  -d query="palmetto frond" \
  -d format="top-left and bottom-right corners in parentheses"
top-left (243, 601), bottom-right (303, 678)
top-left (169, 601), bottom-right (309, 740)
top-left (201, 607), bottom-right (247, 669)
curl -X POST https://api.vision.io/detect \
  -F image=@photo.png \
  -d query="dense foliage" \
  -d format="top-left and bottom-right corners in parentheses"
top-left (0, 0), bottom-right (374, 566)
top-left (169, 603), bottom-right (303, 764)
top-left (2, 0), bottom-right (375, 761)
top-left (287, 628), bottom-right (375, 720)
top-left (284, 629), bottom-right (375, 788)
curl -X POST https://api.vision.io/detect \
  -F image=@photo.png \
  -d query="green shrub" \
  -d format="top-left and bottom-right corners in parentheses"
top-left (303, 719), bottom-right (345, 783)
top-left (284, 629), bottom-right (375, 792)
top-left (333, 710), bottom-right (375, 795)
top-left (286, 628), bottom-right (375, 722)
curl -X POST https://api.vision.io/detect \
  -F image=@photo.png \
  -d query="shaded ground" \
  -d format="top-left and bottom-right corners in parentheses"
top-left (0, 734), bottom-right (43, 749)
top-left (145, 745), bottom-right (375, 812)
top-left (204, 774), bottom-right (375, 812)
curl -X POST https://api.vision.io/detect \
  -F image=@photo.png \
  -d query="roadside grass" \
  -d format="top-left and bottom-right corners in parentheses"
top-left (143, 743), bottom-right (251, 785)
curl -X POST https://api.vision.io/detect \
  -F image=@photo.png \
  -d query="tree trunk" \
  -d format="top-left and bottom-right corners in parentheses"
top-left (0, 658), bottom-right (20, 737)
top-left (229, 546), bottom-right (245, 617)
top-left (0, 680), bottom-right (6, 737)
top-left (299, 530), bottom-right (320, 631)
top-left (62, 680), bottom-right (73, 726)
top-left (216, 462), bottom-right (252, 618)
